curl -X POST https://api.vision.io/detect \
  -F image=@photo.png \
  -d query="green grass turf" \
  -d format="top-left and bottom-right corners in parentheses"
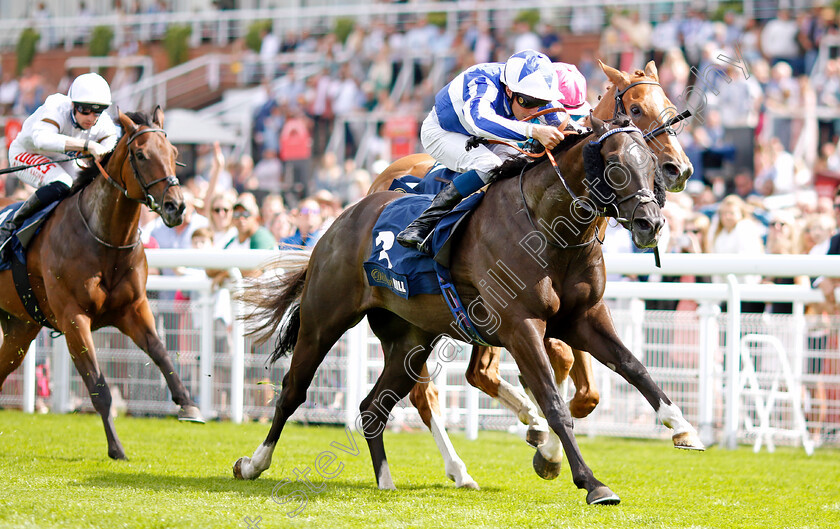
top-left (0, 410), bottom-right (838, 528)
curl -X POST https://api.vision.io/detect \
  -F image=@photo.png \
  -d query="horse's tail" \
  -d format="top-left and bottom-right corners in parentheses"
top-left (239, 252), bottom-right (310, 363)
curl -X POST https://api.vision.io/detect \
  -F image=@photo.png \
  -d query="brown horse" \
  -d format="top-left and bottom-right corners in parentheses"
top-left (0, 109), bottom-right (203, 460)
top-left (235, 115), bottom-right (702, 505)
top-left (368, 60), bottom-right (694, 487)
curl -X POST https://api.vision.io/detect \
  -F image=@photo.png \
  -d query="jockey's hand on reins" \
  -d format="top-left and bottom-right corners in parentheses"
top-left (465, 136), bottom-right (489, 151)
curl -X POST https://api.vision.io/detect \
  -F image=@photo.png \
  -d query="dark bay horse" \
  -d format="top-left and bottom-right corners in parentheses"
top-left (234, 116), bottom-right (701, 505)
top-left (368, 60), bottom-right (695, 487)
top-left (0, 109), bottom-right (203, 460)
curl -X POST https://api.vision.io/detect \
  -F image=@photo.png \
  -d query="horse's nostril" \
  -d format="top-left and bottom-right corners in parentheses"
top-left (662, 163), bottom-right (680, 177)
top-left (634, 218), bottom-right (653, 232)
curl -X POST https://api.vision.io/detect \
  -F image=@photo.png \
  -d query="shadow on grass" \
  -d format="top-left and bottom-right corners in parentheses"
top-left (73, 471), bottom-right (497, 500)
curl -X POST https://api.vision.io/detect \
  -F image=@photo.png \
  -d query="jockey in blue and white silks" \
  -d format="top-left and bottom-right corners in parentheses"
top-left (397, 50), bottom-right (569, 253)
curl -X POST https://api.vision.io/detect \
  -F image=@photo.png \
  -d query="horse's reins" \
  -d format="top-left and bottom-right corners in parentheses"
top-left (93, 127), bottom-right (181, 213)
top-left (518, 124), bottom-right (656, 250)
top-left (81, 126), bottom-right (181, 249)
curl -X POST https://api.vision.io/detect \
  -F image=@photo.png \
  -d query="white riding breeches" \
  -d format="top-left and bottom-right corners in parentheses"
top-left (420, 110), bottom-right (521, 184)
top-left (7, 144), bottom-right (77, 188)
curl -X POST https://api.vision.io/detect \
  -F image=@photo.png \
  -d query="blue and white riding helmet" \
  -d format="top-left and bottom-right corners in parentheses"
top-left (500, 50), bottom-right (563, 106)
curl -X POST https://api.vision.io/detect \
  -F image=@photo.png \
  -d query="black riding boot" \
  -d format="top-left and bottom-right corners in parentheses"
top-left (396, 181), bottom-right (464, 254)
top-left (0, 181), bottom-right (71, 259)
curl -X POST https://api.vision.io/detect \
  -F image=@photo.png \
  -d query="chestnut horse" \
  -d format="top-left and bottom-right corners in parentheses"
top-left (0, 109), bottom-right (203, 460)
top-left (235, 116), bottom-right (702, 505)
top-left (368, 60), bottom-right (694, 487)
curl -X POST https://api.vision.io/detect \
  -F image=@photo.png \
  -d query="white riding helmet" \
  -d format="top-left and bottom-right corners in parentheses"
top-left (68, 72), bottom-right (112, 107)
top-left (500, 50), bottom-right (562, 104)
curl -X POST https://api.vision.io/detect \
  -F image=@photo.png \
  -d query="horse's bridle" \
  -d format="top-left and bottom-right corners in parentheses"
top-left (95, 126), bottom-right (181, 214)
top-left (81, 125), bottom-right (181, 249)
top-left (612, 80), bottom-right (692, 141)
top-left (520, 124), bottom-right (658, 249)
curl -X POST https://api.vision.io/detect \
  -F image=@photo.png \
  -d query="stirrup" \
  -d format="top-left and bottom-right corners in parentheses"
top-left (416, 232), bottom-right (434, 255)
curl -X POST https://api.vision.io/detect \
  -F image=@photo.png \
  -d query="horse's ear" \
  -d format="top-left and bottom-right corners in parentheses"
top-left (598, 59), bottom-right (629, 87)
top-left (644, 61), bottom-right (660, 82)
top-left (152, 105), bottom-right (165, 128)
top-left (118, 110), bottom-right (138, 136)
top-left (590, 113), bottom-right (607, 136)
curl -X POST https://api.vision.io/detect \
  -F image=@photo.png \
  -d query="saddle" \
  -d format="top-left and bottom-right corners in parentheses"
top-left (364, 184), bottom-right (489, 345)
top-left (0, 200), bottom-right (63, 328)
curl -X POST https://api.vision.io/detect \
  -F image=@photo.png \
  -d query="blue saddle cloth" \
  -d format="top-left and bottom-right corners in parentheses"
top-left (363, 192), bottom-right (484, 299)
top-left (0, 201), bottom-right (60, 271)
top-left (387, 163), bottom-right (455, 195)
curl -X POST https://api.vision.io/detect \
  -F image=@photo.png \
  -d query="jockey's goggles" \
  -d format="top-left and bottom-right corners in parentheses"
top-left (74, 102), bottom-right (108, 115)
top-left (513, 93), bottom-right (549, 109)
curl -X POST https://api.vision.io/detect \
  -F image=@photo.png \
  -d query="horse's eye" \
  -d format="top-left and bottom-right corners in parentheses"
top-left (630, 105), bottom-right (641, 116)
top-left (135, 151), bottom-right (146, 161)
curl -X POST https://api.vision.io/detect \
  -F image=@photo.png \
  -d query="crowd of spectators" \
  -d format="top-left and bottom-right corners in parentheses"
top-left (2, 4), bottom-right (840, 290)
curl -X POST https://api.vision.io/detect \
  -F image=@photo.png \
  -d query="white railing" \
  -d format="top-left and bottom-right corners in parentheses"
top-left (1, 1), bottom-right (696, 51)
top-left (4, 250), bottom-right (840, 452)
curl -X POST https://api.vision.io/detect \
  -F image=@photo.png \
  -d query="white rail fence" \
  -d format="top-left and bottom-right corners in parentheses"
top-left (2, 251), bottom-right (840, 453)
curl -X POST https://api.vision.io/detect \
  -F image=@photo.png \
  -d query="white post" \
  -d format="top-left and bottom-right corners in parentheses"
top-left (199, 286), bottom-right (215, 420)
top-left (465, 384), bottom-right (479, 441)
top-left (792, 301), bottom-right (806, 385)
top-left (629, 297), bottom-right (645, 358)
top-left (229, 268), bottom-right (245, 424)
top-left (22, 342), bottom-right (36, 413)
top-left (724, 274), bottom-right (742, 450)
top-left (51, 334), bottom-right (70, 414)
top-left (697, 301), bottom-right (720, 447)
top-left (345, 318), bottom-right (367, 429)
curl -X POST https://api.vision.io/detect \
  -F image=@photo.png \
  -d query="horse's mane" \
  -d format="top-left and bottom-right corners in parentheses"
top-left (70, 111), bottom-right (153, 196)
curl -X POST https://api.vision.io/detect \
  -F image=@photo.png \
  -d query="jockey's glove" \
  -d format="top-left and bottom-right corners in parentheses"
top-left (86, 141), bottom-right (110, 160)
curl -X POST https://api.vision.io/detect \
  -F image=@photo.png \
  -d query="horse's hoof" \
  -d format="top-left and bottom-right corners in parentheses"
top-left (532, 450), bottom-right (562, 480)
top-left (233, 457), bottom-right (249, 480)
top-left (586, 486), bottom-right (621, 505)
top-left (673, 431), bottom-right (705, 451)
top-left (178, 405), bottom-right (206, 423)
top-left (526, 427), bottom-right (549, 448)
top-left (448, 473), bottom-right (480, 490)
top-left (108, 450), bottom-right (127, 461)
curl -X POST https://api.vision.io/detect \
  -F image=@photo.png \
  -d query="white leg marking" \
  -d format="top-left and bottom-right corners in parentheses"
top-left (429, 411), bottom-right (478, 488)
top-left (537, 430), bottom-right (564, 463)
top-left (656, 400), bottom-right (695, 435)
top-left (498, 379), bottom-right (548, 431)
top-left (241, 443), bottom-right (276, 479)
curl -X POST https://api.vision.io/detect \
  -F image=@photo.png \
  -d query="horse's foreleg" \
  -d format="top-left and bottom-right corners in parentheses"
top-left (466, 345), bottom-right (548, 446)
top-left (408, 368), bottom-right (478, 489)
top-left (521, 338), bottom-right (575, 479)
top-left (506, 321), bottom-right (619, 505)
top-left (569, 302), bottom-right (704, 451)
top-left (61, 312), bottom-right (126, 460)
top-left (114, 300), bottom-right (203, 422)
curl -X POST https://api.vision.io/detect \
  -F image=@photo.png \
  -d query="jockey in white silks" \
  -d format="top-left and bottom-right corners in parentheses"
top-left (396, 50), bottom-right (569, 253)
top-left (0, 72), bottom-right (117, 256)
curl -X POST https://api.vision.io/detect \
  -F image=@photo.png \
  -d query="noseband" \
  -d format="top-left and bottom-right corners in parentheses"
top-left (95, 126), bottom-right (181, 213)
top-left (583, 125), bottom-right (659, 227)
top-left (612, 80), bottom-right (692, 141)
